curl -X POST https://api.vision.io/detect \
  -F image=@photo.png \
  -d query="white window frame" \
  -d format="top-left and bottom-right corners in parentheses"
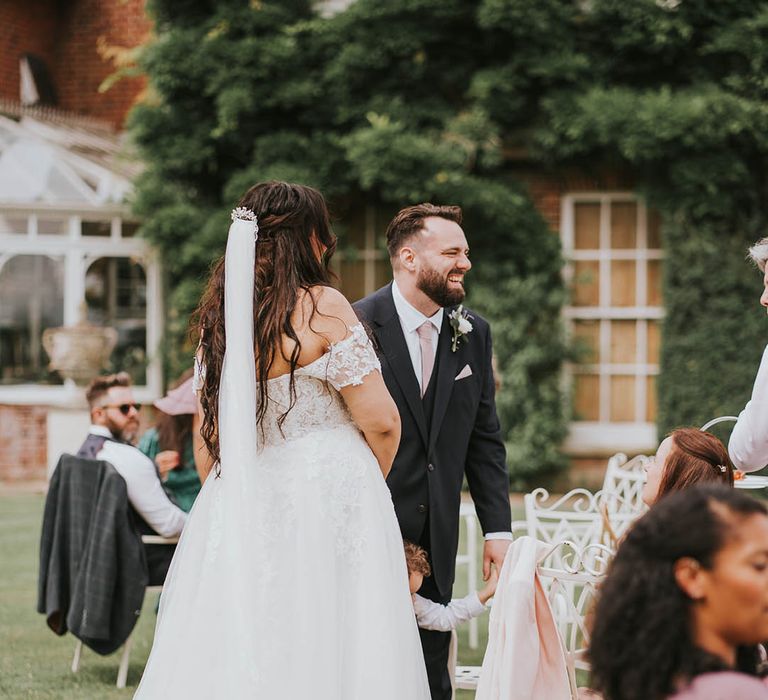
top-left (561, 193), bottom-right (663, 455)
top-left (0, 203), bottom-right (162, 405)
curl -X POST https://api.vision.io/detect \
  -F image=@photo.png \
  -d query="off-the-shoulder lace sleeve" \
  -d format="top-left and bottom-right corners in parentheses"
top-left (325, 323), bottom-right (381, 391)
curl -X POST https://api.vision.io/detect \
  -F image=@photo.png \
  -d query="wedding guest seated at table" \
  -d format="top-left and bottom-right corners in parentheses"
top-left (138, 372), bottom-right (202, 513)
top-left (589, 485), bottom-right (768, 700)
top-left (78, 372), bottom-right (186, 585)
top-left (405, 540), bottom-right (498, 631)
top-left (643, 428), bottom-right (734, 506)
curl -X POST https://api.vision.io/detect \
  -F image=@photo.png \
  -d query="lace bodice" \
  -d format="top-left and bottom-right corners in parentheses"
top-left (194, 323), bottom-right (380, 448)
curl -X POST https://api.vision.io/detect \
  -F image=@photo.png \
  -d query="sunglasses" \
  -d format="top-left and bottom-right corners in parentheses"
top-left (100, 403), bottom-right (142, 416)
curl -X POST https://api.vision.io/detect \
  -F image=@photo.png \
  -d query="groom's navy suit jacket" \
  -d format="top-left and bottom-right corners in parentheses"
top-left (354, 284), bottom-right (511, 596)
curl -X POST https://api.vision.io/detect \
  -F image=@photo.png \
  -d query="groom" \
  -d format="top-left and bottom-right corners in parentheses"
top-left (354, 203), bottom-right (512, 699)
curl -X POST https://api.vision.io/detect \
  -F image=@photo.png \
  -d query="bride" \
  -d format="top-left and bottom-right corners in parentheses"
top-left (134, 182), bottom-right (430, 698)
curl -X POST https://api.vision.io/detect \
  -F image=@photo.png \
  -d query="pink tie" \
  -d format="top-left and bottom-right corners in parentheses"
top-left (416, 321), bottom-right (435, 397)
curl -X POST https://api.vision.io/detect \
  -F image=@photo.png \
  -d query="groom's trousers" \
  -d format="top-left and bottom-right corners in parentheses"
top-left (418, 522), bottom-right (453, 700)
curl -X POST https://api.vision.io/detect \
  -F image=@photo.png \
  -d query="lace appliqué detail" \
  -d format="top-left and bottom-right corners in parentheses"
top-left (254, 323), bottom-right (380, 449)
top-left (324, 323), bottom-right (381, 391)
top-left (305, 431), bottom-right (369, 563)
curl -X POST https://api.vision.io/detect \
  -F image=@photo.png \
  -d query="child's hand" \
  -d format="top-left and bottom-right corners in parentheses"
top-left (478, 565), bottom-right (499, 605)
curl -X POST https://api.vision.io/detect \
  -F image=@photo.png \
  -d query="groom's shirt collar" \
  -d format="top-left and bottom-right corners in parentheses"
top-left (391, 280), bottom-right (443, 333)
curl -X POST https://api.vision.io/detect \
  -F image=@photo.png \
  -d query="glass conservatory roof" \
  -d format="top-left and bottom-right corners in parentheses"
top-left (0, 113), bottom-right (140, 207)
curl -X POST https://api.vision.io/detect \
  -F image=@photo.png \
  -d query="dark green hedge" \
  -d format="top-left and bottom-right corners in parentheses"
top-left (130, 0), bottom-right (569, 486)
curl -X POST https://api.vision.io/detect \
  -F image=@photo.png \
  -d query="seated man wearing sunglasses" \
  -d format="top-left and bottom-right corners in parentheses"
top-left (77, 372), bottom-right (187, 585)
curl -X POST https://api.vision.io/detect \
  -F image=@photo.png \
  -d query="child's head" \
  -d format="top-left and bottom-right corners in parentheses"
top-left (642, 427), bottom-right (734, 506)
top-left (404, 540), bottom-right (431, 594)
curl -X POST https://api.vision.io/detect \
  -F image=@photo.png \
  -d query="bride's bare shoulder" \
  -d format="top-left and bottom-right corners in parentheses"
top-left (297, 285), bottom-right (358, 345)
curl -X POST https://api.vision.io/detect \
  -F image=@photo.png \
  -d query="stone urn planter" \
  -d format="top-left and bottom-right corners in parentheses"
top-left (42, 318), bottom-right (118, 386)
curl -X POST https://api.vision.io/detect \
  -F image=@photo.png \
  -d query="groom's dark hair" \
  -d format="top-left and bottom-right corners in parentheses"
top-left (386, 203), bottom-right (462, 260)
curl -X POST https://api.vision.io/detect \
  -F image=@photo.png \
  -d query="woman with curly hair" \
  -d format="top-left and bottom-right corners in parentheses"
top-left (589, 485), bottom-right (768, 700)
top-left (642, 428), bottom-right (735, 506)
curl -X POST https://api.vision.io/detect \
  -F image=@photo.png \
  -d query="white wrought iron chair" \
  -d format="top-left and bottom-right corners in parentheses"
top-left (600, 453), bottom-right (649, 515)
top-left (524, 488), bottom-right (637, 561)
top-left (538, 541), bottom-right (612, 697)
top-left (451, 539), bottom-right (612, 698)
top-left (455, 501), bottom-right (480, 650)
top-left (700, 415), bottom-right (739, 432)
top-left (71, 534), bottom-right (178, 689)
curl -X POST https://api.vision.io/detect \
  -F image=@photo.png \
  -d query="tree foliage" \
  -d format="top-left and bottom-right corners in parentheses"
top-left (130, 0), bottom-right (768, 480)
top-left (130, 0), bottom-right (568, 486)
top-left (526, 0), bottom-right (768, 432)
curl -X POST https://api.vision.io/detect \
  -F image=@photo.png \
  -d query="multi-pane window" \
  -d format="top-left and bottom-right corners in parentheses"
top-left (562, 195), bottom-right (663, 441)
top-left (85, 257), bottom-right (148, 384)
top-left (0, 209), bottom-right (161, 399)
top-left (0, 254), bottom-right (65, 383)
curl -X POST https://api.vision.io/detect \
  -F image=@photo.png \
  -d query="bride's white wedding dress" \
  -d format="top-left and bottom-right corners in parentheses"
top-left (134, 324), bottom-right (430, 699)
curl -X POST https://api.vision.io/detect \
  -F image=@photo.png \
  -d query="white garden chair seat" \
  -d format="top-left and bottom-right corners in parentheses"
top-left (600, 452), bottom-right (649, 515)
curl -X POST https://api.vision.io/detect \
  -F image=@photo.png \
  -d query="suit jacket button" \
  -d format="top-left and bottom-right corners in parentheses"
top-left (427, 463), bottom-right (435, 472)
top-left (418, 504), bottom-right (428, 513)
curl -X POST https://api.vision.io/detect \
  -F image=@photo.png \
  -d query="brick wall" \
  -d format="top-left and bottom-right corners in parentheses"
top-left (0, 0), bottom-right (151, 129)
top-left (52, 0), bottom-right (151, 128)
top-left (0, 1), bottom-right (59, 103)
top-left (516, 167), bottom-right (636, 231)
top-left (0, 405), bottom-right (47, 481)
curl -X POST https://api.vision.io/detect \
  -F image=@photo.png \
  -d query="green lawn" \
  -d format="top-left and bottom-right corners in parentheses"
top-left (0, 491), bottom-right (502, 699)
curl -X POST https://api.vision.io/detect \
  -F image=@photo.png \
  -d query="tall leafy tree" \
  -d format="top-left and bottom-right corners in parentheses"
top-left (130, 0), bottom-right (568, 486)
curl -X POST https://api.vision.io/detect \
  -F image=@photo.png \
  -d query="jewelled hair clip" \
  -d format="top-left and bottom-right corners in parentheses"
top-left (230, 207), bottom-right (259, 240)
top-left (231, 207), bottom-right (257, 222)
top-left (717, 464), bottom-right (727, 473)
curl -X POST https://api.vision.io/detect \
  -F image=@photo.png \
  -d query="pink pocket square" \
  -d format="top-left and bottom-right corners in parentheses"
top-left (455, 364), bottom-right (472, 381)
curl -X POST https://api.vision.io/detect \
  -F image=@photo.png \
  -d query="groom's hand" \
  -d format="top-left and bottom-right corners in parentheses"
top-left (482, 539), bottom-right (511, 581)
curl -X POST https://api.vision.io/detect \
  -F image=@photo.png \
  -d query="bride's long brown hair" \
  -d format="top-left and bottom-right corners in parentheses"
top-left (192, 181), bottom-right (337, 467)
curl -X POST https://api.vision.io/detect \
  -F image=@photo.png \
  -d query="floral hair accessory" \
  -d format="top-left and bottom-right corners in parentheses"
top-left (717, 464), bottom-right (728, 473)
top-left (448, 305), bottom-right (473, 352)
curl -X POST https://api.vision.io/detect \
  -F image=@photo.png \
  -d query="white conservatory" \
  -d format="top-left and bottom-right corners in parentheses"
top-left (0, 109), bottom-right (162, 473)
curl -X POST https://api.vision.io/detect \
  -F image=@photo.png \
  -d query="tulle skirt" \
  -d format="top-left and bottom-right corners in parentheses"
top-left (134, 424), bottom-right (430, 699)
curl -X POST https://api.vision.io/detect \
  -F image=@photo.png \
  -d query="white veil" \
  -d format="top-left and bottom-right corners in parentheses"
top-left (218, 209), bottom-right (259, 482)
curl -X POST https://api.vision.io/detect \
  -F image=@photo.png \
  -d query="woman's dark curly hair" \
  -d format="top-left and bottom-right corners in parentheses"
top-left (192, 181), bottom-right (337, 469)
top-left (589, 485), bottom-right (767, 700)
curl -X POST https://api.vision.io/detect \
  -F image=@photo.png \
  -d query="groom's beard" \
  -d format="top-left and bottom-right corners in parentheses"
top-left (417, 267), bottom-right (466, 308)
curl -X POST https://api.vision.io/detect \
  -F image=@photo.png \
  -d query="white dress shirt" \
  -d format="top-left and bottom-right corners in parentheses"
top-left (390, 282), bottom-right (512, 542)
top-left (391, 279), bottom-right (442, 395)
top-left (412, 591), bottom-right (487, 632)
top-left (89, 425), bottom-right (187, 537)
top-left (729, 343), bottom-right (768, 472)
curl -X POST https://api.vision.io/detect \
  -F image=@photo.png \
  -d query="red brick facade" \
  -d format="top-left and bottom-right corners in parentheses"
top-left (0, 0), bottom-right (150, 129)
top-left (0, 405), bottom-right (47, 481)
top-left (518, 167), bottom-right (636, 231)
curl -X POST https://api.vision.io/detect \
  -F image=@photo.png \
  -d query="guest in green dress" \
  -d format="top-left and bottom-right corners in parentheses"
top-left (138, 374), bottom-right (201, 512)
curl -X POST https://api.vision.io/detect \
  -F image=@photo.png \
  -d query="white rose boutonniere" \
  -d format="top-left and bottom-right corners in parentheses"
top-left (448, 305), bottom-right (473, 352)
